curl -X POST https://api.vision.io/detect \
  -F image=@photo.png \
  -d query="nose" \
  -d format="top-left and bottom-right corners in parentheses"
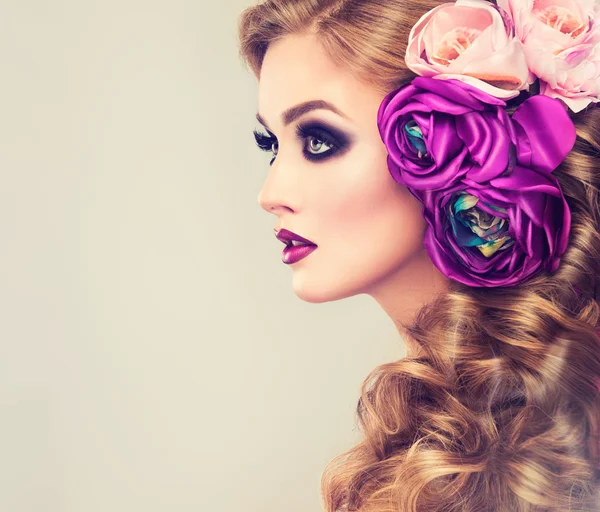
top-left (257, 156), bottom-right (298, 215)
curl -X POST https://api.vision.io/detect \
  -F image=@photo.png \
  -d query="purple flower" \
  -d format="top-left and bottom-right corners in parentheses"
top-left (377, 77), bottom-right (576, 287)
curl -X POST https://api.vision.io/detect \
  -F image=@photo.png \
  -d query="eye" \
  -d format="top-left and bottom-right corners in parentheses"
top-left (253, 129), bottom-right (278, 165)
top-left (306, 135), bottom-right (333, 156)
top-left (296, 123), bottom-right (342, 163)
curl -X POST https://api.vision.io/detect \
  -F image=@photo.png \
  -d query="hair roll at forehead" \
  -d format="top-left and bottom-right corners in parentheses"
top-left (238, 1), bottom-right (600, 510)
top-left (238, 0), bottom-right (433, 93)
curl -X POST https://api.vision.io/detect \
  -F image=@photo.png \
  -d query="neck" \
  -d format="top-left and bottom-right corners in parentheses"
top-left (364, 249), bottom-right (449, 358)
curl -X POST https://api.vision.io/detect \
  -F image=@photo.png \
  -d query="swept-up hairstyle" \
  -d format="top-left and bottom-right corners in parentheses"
top-left (238, 1), bottom-right (600, 510)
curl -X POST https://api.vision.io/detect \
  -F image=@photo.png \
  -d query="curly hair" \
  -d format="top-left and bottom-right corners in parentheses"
top-left (237, 0), bottom-right (600, 510)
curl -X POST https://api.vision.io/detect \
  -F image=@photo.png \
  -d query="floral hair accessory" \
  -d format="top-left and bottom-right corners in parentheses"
top-left (405, 0), bottom-right (533, 99)
top-left (376, 0), bottom-right (595, 287)
top-left (377, 76), bottom-right (576, 287)
top-left (498, 0), bottom-right (600, 112)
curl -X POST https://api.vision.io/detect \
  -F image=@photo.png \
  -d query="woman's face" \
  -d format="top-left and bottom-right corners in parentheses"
top-left (255, 32), bottom-right (431, 303)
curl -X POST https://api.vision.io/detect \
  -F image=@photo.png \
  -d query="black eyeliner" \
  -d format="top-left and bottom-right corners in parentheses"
top-left (253, 129), bottom-right (278, 165)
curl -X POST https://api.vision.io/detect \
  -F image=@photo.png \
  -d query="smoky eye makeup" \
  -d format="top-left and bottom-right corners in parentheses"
top-left (253, 119), bottom-right (353, 166)
top-left (253, 129), bottom-right (279, 166)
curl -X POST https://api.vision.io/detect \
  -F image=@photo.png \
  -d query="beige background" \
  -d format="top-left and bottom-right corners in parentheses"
top-left (0, 1), bottom-right (406, 511)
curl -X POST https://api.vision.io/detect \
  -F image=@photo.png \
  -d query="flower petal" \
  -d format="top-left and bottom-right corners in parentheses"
top-left (511, 95), bottom-right (577, 172)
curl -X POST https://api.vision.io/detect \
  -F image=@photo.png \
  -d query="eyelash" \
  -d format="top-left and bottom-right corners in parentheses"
top-left (253, 123), bottom-right (343, 166)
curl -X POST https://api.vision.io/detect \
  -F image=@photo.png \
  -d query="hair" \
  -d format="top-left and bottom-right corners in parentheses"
top-left (238, 1), bottom-right (600, 510)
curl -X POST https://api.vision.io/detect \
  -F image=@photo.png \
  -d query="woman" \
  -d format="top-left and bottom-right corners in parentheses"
top-left (238, 0), bottom-right (600, 510)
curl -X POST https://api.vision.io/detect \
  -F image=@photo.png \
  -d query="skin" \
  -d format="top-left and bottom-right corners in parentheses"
top-left (255, 32), bottom-right (449, 356)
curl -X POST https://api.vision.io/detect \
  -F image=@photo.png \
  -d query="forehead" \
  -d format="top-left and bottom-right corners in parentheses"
top-left (258, 33), bottom-right (381, 129)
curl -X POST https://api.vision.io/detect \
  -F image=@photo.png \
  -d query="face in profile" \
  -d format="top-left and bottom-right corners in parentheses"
top-left (255, 32), bottom-right (432, 304)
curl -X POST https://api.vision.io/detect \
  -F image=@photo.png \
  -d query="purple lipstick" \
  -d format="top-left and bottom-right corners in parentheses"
top-left (275, 228), bottom-right (318, 264)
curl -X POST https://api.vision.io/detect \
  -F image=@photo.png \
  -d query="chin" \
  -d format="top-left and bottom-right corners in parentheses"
top-left (291, 274), bottom-right (364, 303)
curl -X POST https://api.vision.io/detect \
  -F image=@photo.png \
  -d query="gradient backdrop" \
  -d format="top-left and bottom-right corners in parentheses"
top-left (1, 1), bottom-right (406, 511)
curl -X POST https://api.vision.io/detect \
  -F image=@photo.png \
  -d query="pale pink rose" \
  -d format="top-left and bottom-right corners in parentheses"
top-left (498, 0), bottom-right (598, 45)
top-left (405, 0), bottom-right (532, 99)
top-left (540, 42), bottom-right (600, 111)
top-left (498, 0), bottom-right (600, 111)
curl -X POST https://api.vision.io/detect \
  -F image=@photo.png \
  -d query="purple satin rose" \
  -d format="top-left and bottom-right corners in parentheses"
top-left (377, 76), bottom-right (576, 287)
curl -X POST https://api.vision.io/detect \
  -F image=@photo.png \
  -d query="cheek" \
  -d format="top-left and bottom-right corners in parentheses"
top-left (316, 152), bottom-right (427, 269)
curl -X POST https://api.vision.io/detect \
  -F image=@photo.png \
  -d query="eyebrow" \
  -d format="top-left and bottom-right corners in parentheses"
top-left (256, 100), bottom-right (350, 132)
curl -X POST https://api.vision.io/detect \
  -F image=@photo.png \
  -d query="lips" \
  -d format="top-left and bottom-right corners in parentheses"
top-left (275, 228), bottom-right (317, 246)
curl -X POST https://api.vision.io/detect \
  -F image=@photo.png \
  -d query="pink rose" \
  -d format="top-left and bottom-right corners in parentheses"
top-left (541, 42), bottom-right (600, 111)
top-left (498, 0), bottom-right (600, 111)
top-left (405, 0), bottom-right (532, 100)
